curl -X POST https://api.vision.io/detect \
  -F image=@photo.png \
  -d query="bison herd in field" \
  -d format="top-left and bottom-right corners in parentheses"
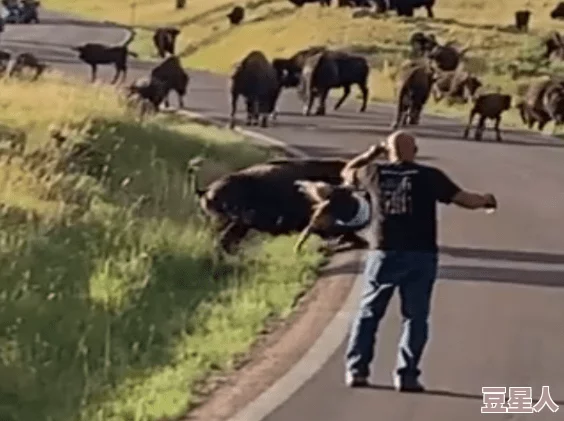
top-left (3, 2), bottom-right (564, 252)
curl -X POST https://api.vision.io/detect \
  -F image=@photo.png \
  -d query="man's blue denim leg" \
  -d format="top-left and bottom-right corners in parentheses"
top-left (345, 250), bottom-right (410, 378)
top-left (395, 252), bottom-right (438, 380)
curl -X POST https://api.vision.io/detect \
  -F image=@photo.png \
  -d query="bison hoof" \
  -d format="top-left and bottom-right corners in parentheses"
top-left (462, 130), bottom-right (469, 139)
top-left (315, 109), bottom-right (326, 116)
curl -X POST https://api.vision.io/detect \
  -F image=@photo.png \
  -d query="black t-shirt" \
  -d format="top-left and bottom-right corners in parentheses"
top-left (373, 161), bottom-right (461, 251)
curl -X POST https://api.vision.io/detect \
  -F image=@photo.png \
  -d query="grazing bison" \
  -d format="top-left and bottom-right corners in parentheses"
top-left (127, 77), bottom-right (169, 113)
top-left (432, 70), bottom-right (482, 104)
top-left (227, 6), bottom-right (245, 25)
top-left (152, 27), bottom-right (180, 58)
top-left (410, 32), bottom-right (438, 57)
top-left (463, 93), bottom-right (512, 142)
top-left (298, 50), bottom-right (369, 116)
top-left (427, 42), bottom-right (469, 71)
top-left (72, 42), bottom-right (138, 84)
top-left (392, 61), bottom-right (435, 129)
top-left (515, 78), bottom-right (564, 131)
top-left (6, 52), bottom-right (47, 80)
top-left (230, 50), bottom-right (282, 128)
top-left (515, 10), bottom-right (531, 31)
top-left (149, 55), bottom-right (190, 109)
top-left (389, 0), bottom-right (435, 18)
top-left (550, 2), bottom-right (564, 19)
top-left (196, 147), bottom-right (386, 252)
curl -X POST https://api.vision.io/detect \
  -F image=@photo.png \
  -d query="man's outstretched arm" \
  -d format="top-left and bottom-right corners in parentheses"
top-left (434, 168), bottom-right (497, 210)
top-left (451, 190), bottom-right (497, 210)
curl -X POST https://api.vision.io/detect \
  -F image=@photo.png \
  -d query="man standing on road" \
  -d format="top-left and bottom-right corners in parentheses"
top-left (344, 130), bottom-right (497, 392)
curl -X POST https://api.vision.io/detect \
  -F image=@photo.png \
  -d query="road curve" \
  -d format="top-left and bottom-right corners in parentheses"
top-left (2, 11), bottom-right (564, 421)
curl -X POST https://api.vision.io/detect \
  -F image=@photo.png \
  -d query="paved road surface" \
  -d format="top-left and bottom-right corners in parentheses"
top-left (2, 12), bottom-right (564, 421)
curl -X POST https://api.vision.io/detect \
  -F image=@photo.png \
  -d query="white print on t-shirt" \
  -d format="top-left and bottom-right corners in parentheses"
top-left (380, 169), bottom-right (415, 216)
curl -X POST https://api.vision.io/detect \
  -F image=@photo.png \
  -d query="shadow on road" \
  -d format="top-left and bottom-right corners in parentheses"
top-left (364, 384), bottom-right (564, 405)
top-left (438, 265), bottom-right (564, 288)
top-left (366, 384), bottom-right (483, 400)
top-left (440, 246), bottom-right (564, 264)
top-left (322, 247), bottom-right (564, 289)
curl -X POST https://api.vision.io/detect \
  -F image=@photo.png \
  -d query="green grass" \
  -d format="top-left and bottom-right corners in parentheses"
top-left (0, 72), bottom-right (324, 421)
top-left (44, 0), bottom-right (564, 133)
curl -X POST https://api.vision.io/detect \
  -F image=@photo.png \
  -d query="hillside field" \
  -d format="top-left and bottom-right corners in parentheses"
top-left (0, 73), bottom-right (323, 421)
top-left (46, 0), bottom-right (564, 131)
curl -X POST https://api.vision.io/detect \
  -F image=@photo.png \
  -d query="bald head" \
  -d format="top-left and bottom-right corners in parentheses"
top-left (386, 130), bottom-right (418, 162)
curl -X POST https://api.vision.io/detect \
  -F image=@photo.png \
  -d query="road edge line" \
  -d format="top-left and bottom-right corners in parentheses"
top-left (226, 256), bottom-right (364, 421)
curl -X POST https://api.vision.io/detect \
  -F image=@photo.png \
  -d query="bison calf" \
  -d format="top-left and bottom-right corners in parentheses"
top-left (230, 50), bottom-right (281, 128)
top-left (127, 77), bottom-right (169, 113)
top-left (72, 42), bottom-right (138, 84)
top-left (6, 52), bottom-right (47, 80)
top-left (515, 10), bottom-right (531, 31)
top-left (152, 27), bottom-right (180, 58)
top-left (463, 93), bottom-right (512, 142)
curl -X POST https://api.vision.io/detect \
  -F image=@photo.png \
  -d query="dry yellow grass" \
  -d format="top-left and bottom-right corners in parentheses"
top-left (45, 0), bottom-right (564, 129)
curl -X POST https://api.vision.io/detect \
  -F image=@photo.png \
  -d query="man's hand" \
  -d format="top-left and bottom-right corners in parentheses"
top-left (452, 191), bottom-right (498, 210)
top-left (483, 193), bottom-right (497, 209)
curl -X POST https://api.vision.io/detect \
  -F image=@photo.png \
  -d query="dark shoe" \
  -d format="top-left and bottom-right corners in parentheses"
top-left (393, 375), bottom-right (425, 393)
top-left (345, 372), bottom-right (369, 388)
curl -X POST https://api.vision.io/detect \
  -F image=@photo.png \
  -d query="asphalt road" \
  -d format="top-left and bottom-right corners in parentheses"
top-left (2, 11), bottom-right (564, 421)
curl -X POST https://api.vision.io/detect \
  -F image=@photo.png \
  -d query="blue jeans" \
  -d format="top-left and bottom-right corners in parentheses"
top-left (345, 250), bottom-right (438, 379)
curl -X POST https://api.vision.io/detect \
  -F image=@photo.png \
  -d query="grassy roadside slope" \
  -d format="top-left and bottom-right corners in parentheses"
top-left (45, 0), bottom-right (564, 131)
top-left (0, 73), bottom-right (323, 421)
